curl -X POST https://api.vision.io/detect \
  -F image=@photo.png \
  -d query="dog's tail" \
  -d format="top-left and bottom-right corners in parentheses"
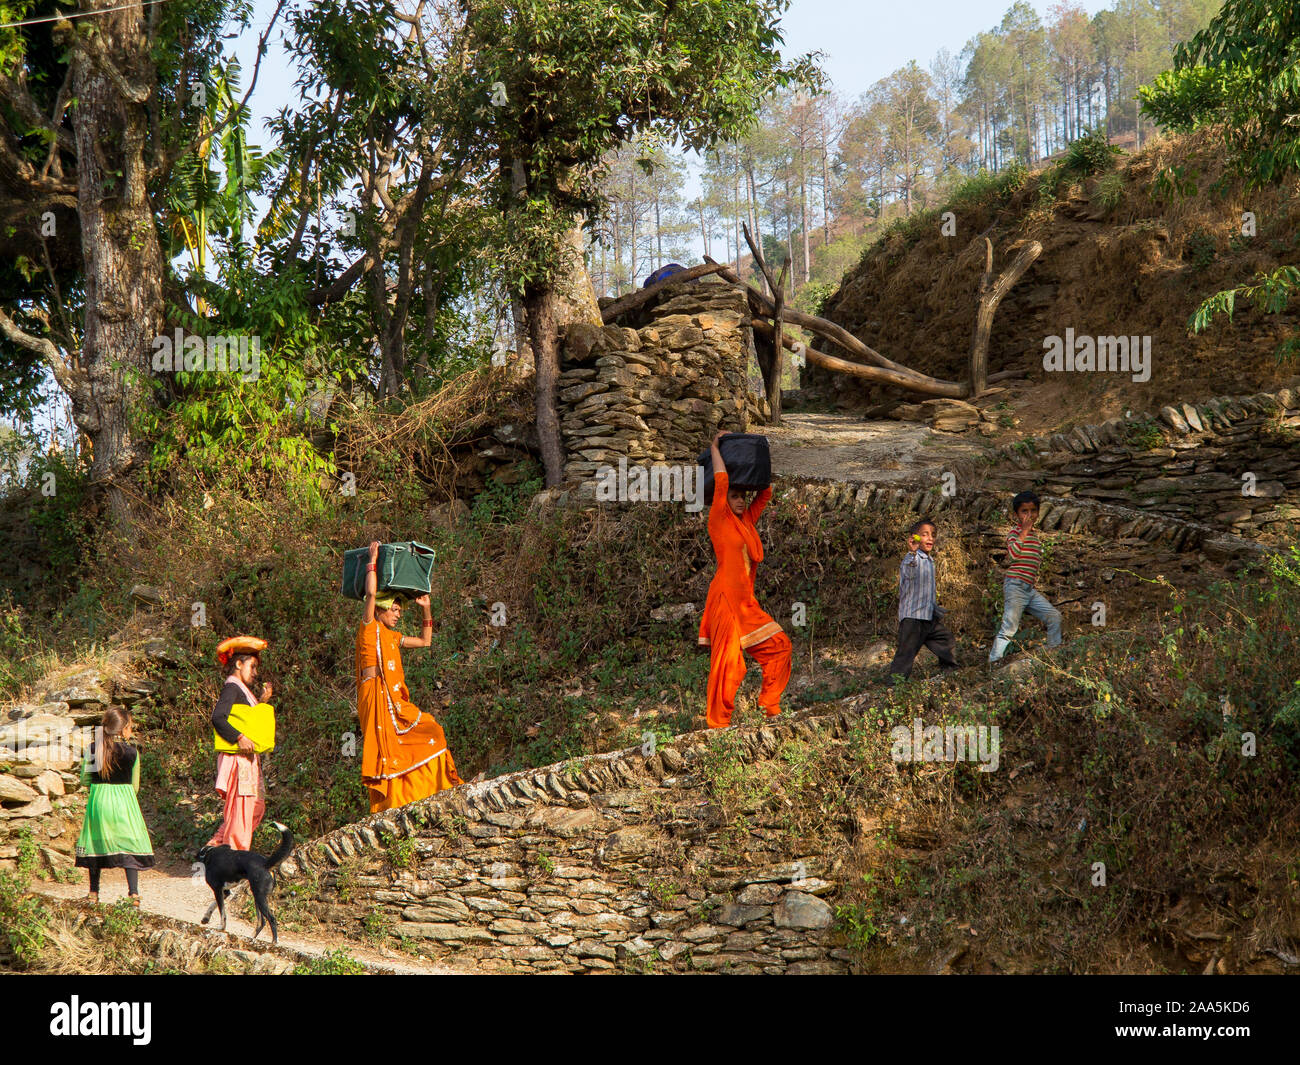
top-left (265, 821), bottom-right (294, 869)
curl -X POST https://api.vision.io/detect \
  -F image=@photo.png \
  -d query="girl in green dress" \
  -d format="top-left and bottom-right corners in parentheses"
top-left (75, 707), bottom-right (154, 906)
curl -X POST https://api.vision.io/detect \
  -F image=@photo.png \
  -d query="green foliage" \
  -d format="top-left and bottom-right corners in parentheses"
top-left (362, 906), bottom-right (394, 944)
top-left (294, 948), bottom-right (367, 975)
top-left (0, 443), bottom-right (94, 593)
top-left (836, 873), bottom-right (883, 950)
top-left (0, 828), bottom-right (48, 969)
top-left (699, 729), bottom-right (767, 810)
top-left (945, 162), bottom-right (1028, 213)
top-left (136, 255), bottom-right (364, 489)
top-left (1140, 0), bottom-right (1300, 187)
top-left (102, 898), bottom-right (143, 938)
top-left (1150, 163), bottom-right (1198, 203)
top-left (1060, 126), bottom-right (1123, 179)
top-left (382, 832), bottom-right (416, 871)
top-left (1121, 416), bottom-right (1166, 451)
top-left (1184, 228), bottom-right (1217, 271)
top-left (1093, 172), bottom-right (1125, 212)
top-left (453, 0), bottom-right (814, 291)
top-left (1189, 266), bottom-right (1300, 363)
top-left (1037, 128), bottom-right (1123, 204)
top-left (792, 281), bottom-right (834, 318)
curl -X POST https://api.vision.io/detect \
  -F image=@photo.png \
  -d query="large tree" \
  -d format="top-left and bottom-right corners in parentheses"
top-left (450, 0), bottom-right (812, 486)
top-left (0, 0), bottom-right (265, 525)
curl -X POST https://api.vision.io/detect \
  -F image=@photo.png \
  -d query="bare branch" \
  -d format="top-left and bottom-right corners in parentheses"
top-left (968, 239), bottom-right (1042, 395)
top-left (0, 304), bottom-right (86, 406)
top-left (704, 255), bottom-right (931, 381)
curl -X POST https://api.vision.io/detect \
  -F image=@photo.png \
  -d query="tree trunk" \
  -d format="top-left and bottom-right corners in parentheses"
top-left (72, 1), bottom-right (165, 528)
top-left (555, 221), bottom-right (602, 327)
top-left (733, 169), bottom-right (741, 273)
top-left (524, 282), bottom-right (564, 486)
top-left (798, 131), bottom-right (810, 283)
top-left (820, 125), bottom-right (831, 248)
top-left (624, 165), bottom-right (634, 283)
top-left (612, 196), bottom-right (623, 294)
top-left (510, 295), bottom-right (531, 368)
top-left (532, 217), bottom-right (600, 486)
top-left (654, 183), bottom-right (662, 269)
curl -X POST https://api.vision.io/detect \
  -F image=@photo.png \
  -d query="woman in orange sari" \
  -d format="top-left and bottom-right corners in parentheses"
top-left (698, 431), bottom-right (792, 728)
top-left (356, 540), bottom-right (462, 812)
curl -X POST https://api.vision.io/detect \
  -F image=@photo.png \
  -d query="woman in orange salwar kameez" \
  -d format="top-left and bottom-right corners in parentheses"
top-left (356, 540), bottom-right (462, 812)
top-left (698, 431), bottom-right (792, 728)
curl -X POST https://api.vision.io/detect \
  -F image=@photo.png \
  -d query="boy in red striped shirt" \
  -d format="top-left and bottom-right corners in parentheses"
top-left (989, 490), bottom-right (1062, 663)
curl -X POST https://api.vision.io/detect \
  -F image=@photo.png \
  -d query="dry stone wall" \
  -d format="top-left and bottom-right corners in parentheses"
top-left (558, 280), bottom-right (761, 483)
top-left (987, 385), bottom-right (1300, 543)
top-left (282, 708), bottom-right (857, 975)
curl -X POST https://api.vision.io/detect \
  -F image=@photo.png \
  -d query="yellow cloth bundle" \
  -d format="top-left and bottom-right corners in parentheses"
top-left (213, 702), bottom-right (276, 753)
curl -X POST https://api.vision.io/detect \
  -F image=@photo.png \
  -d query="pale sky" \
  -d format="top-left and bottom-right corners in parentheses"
top-left (782, 0), bottom-right (1113, 101)
top-left (235, 0), bottom-right (1116, 144)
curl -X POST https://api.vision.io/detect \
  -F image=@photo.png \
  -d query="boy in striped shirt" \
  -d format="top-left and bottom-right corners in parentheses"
top-left (989, 490), bottom-right (1062, 663)
top-left (887, 519), bottom-right (957, 684)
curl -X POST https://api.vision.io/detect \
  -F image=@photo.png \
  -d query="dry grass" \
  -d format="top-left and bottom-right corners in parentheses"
top-left (334, 367), bottom-right (534, 502)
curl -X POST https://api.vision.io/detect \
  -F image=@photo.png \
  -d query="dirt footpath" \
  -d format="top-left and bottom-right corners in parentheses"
top-left (35, 862), bottom-right (469, 975)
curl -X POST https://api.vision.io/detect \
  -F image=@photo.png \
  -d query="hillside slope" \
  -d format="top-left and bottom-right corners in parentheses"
top-left (811, 128), bottom-right (1300, 434)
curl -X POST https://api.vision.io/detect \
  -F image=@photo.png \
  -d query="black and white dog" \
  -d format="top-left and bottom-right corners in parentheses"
top-left (195, 822), bottom-right (294, 944)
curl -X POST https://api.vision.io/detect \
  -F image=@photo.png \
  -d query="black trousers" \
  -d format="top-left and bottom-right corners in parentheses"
top-left (888, 617), bottom-right (957, 683)
top-left (89, 866), bottom-right (139, 894)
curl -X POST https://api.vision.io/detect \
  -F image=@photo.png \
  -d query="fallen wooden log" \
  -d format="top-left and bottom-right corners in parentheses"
top-left (751, 318), bottom-right (1027, 390)
top-left (749, 319), bottom-right (968, 397)
top-left (704, 255), bottom-right (927, 381)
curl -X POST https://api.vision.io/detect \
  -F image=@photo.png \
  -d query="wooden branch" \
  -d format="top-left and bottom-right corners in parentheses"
top-left (599, 261), bottom-right (727, 322)
top-left (750, 319), bottom-right (967, 398)
top-left (0, 71), bottom-right (76, 155)
top-left (704, 255), bottom-right (924, 380)
top-left (752, 318), bottom-right (1025, 386)
top-left (742, 222), bottom-right (773, 289)
top-left (0, 305), bottom-right (86, 411)
top-left (968, 238), bottom-right (1042, 395)
top-left (740, 222), bottom-right (792, 421)
top-left (73, 29), bottom-right (152, 104)
top-left (770, 254), bottom-right (790, 421)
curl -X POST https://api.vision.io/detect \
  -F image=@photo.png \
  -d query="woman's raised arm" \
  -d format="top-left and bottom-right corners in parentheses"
top-left (362, 540), bottom-right (380, 625)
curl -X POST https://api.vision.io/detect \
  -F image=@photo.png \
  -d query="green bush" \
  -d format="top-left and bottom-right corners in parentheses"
top-left (1062, 126), bottom-right (1123, 178)
top-left (1093, 172), bottom-right (1126, 212)
top-left (0, 828), bottom-right (48, 969)
top-left (1185, 228), bottom-right (1218, 270)
top-left (293, 948), bottom-right (367, 974)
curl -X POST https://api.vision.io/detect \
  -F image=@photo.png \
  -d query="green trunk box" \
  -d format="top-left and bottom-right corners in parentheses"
top-left (341, 542), bottom-right (437, 600)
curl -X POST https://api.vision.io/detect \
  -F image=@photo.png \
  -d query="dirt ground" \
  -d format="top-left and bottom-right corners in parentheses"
top-left (767, 412), bottom-right (986, 482)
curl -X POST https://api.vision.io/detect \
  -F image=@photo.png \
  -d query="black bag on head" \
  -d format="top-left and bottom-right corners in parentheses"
top-left (697, 433), bottom-right (772, 501)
